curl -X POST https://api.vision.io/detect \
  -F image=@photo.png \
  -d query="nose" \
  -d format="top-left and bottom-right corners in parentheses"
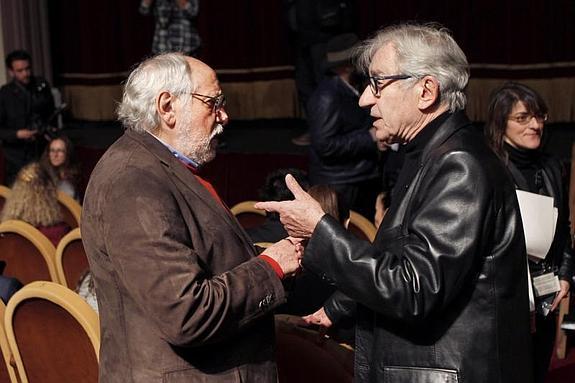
top-left (359, 86), bottom-right (376, 108)
top-left (528, 116), bottom-right (543, 131)
top-left (217, 108), bottom-right (229, 126)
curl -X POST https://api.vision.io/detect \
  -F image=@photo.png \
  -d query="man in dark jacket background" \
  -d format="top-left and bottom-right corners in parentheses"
top-left (257, 23), bottom-right (533, 383)
top-left (0, 50), bottom-right (55, 184)
top-left (308, 33), bottom-right (380, 220)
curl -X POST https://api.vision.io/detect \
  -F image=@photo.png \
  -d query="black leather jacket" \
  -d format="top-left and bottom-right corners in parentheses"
top-left (506, 151), bottom-right (575, 283)
top-left (307, 76), bottom-right (379, 184)
top-left (303, 112), bottom-right (533, 383)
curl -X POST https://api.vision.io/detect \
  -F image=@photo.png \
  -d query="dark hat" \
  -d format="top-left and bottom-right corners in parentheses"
top-left (324, 33), bottom-right (359, 70)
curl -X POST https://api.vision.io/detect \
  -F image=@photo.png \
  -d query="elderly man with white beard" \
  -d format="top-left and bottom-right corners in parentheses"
top-left (81, 53), bottom-right (302, 383)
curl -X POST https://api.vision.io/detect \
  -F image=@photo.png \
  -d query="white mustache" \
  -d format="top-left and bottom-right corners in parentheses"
top-left (210, 124), bottom-right (224, 140)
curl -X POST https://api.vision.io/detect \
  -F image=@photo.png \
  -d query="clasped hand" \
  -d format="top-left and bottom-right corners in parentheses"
top-left (263, 237), bottom-right (304, 277)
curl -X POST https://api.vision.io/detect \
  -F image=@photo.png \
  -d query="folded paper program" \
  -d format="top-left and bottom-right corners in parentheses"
top-left (515, 190), bottom-right (558, 260)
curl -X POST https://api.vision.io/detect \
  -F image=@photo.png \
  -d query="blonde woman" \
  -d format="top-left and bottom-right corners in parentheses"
top-left (1, 162), bottom-right (70, 245)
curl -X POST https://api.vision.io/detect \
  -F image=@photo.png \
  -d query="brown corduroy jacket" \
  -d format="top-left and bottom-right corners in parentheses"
top-left (81, 129), bottom-right (285, 382)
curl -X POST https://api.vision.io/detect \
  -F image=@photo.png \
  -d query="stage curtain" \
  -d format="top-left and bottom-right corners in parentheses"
top-left (48, 0), bottom-right (575, 121)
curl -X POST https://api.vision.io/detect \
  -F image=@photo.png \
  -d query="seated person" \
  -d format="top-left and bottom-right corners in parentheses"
top-left (1, 162), bottom-right (71, 245)
top-left (40, 135), bottom-right (81, 200)
top-left (247, 168), bottom-right (309, 243)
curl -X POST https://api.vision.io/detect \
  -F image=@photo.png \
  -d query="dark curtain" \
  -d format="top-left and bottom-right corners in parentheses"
top-left (356, 0), bottom-right (575, 78)
top-left (49, 0), bottom-right (575, 84)
top-left (48, 0), bottom-right (294, 85)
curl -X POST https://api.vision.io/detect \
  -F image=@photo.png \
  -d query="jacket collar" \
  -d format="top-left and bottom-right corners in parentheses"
top-left (124, 129), bottom-right (253, 244)
top-left (420, 110), bottom-right (472, 164)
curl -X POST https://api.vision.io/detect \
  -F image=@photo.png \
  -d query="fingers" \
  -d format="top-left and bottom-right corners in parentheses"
top-left (254, 200), bottom-right (282, 212)
top-left (285, 174), bottom-right (308, 200)
top-left (550, 297), bottom-right (561, 312)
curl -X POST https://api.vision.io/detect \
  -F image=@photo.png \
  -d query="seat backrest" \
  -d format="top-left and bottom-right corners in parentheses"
top-left (347, 210), bottom-right (377, 242)
top-left (0, 185), bottom-right (10, 213)
top-left (57, 191), bottom-right (81, 229)
top-left (0, 220), bottom-right (59, 284)
top-left (230, 200), bottom-right (267, 229)
top-left (275, 315), bottom-right (353, 383)
top-left (55, 228), bottom-right (88, 289)
top-left (0, 300), bottom-right (19, 383)
top-left (5, 281), bottom-right (99, 383)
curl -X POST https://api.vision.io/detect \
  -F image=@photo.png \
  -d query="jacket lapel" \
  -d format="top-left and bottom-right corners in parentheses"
top-left (125, 130), bottom-right (255, 246)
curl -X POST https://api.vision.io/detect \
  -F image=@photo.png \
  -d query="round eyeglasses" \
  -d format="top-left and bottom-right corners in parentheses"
top-left (508, 113), bottom-right (548, 125)
top-left (190, 92), bottom-right (226, 112)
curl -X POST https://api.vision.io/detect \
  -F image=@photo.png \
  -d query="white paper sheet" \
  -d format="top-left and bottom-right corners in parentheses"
top-left (515, 190), bottom-right (557, 260)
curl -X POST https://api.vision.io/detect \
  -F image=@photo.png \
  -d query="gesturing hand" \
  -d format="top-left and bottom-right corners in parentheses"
top-left (255, 174), bottom-right (325, 239)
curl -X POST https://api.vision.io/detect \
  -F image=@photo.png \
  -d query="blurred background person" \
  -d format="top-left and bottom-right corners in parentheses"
top-left (0, 50), bottom-right (55, 185)
top-left (139, 0), bottom-right (201, 57)
top-left (286, 0), bottom-right (357, 146)
top-left (485, 82), bottom-right (575, 383)
top-left (307, 33), bottom-right (380, 220)
top-left (247, 168), bottom-right (309, 243)
top-left (1, 162), bottom-right (70, 245)
top-left (40, 135), bottom-right (81, 200)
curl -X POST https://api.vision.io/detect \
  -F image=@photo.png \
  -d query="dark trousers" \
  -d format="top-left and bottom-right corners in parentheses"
top-left (532, 312), bottom-right (557, 383)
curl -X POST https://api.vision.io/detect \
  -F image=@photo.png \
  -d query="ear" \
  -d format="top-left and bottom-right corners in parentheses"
top-left (156, 91), bottom-right (177, 128)
top-left (416, 76), bottom-right (440, 110)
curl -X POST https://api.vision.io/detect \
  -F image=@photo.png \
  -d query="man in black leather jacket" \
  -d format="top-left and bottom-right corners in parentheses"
top-left (257, 24), bottom-right (533, 383)
top-left (0, 50), bottom-right (55, 184)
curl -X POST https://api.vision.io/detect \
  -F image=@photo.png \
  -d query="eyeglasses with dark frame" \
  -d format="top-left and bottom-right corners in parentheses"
top-left (368, 74), bottom-right (412, 97)
top-left (508, 113), bottom-right (548, 125)
top-left (190, 92), bottom-right (226, 112)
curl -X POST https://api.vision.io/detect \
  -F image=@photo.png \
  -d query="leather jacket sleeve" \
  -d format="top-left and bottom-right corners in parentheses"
top-left (323, 290), bottom-right (356, 324)
top-left (307, 83), bottom-right (376, 164)
top-left (303, 150), bottom-right (504, 324)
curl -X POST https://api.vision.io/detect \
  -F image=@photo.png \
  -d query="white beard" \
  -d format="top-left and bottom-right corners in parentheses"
top-left (175, 123), bottom-right (224, 165)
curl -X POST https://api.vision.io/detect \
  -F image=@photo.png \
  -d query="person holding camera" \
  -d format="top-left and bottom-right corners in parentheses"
top-left (0, 50), bottom-right (55, 185)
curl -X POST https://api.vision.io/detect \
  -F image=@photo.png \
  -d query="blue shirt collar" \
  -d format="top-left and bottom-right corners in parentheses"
top-left (149, 132), bottom-right (201, 170)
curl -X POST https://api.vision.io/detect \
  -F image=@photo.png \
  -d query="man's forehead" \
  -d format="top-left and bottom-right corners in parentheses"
top-left (186, 57), bottom-right (220, 92)
top-left (11, 60), bottom-right (30, 70)
top-left (369, 44), bottom-right (396, 74)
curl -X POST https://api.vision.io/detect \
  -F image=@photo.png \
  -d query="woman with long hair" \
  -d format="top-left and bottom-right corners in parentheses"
top-left (1, 162), bottom-right (71, 245)
top-left (485, 82), bottom-right (574, 383)
top-left (40, 135), bottom-right (81, 200)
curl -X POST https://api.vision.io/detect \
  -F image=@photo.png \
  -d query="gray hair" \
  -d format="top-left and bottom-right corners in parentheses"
top-left (356, 23), bottom-right (469, 112)
top-left (117, 52), bottom-right (197, 132)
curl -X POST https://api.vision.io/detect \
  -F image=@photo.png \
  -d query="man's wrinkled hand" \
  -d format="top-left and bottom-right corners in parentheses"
top-left (264, 237), bottom-right (302, 277)
top-left (255, 174), bottom-right (325, 239)
top-left (302, 307), bottom-right (333, 329)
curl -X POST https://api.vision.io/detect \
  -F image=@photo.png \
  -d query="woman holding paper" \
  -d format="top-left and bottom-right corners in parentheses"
top-left (485, 82), bottom-right (575, 383)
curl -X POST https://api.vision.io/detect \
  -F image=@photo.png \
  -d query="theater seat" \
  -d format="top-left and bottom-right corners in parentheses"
top-left (4, 281), bottom-right (99, 383)
top-left (275, 315), bottom-right (353, 383)
top-left (230, 200), bottom-right (266, 229)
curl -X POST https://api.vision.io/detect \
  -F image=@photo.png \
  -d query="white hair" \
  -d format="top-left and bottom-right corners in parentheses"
top-left (117, 52), bottom-right (197, 132)
top-left (356, 23), bottom-right (469, 112)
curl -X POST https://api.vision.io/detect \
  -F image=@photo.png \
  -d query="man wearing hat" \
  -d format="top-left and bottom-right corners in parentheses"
top-left (307, 33), bottom-right (380, 220)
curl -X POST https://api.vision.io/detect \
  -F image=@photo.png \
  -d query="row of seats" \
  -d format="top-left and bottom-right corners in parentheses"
top-left (0, 222), bottom-right (88, 289)
top-left (0, 281), bottom-right (99, 383)
top-left (0, 281), bottom-right (353, 383)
